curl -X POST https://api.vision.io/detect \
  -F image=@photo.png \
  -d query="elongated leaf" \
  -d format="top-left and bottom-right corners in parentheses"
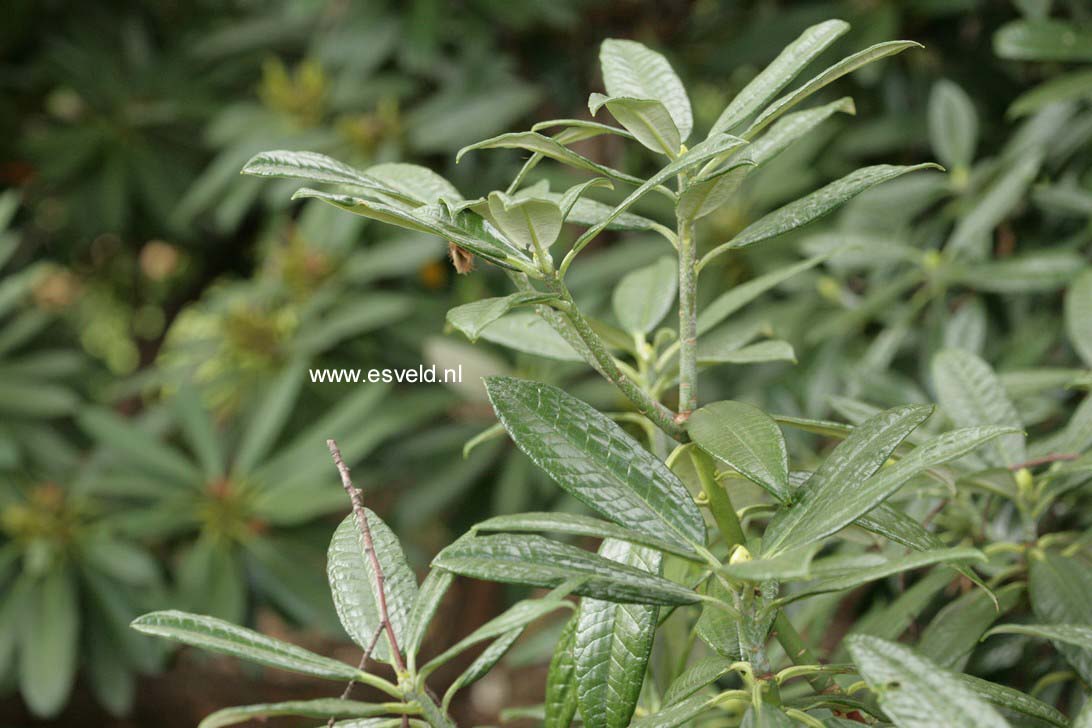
top-left (457, 132), bottom-right (644, 187)
top-left (197, 699), bottom-right (397, 728)
top-left (720, 544), bottom-right (819, 582)
top-left (590, 94), bottom-right (680, 156)
top-left (446, 629), bottom-right (521, 701)
top-left (235, 359), bottom-right (304, 475)
top-left (600, 39), bottom-right (692, 140)
top-left (677, 161), bottom-right (753, 221)
top-left (575, 540), bottom-right (660, 728)
top-left (20, 569), bottom-right (78, 718)
top-left (929, 80), bottom-right (978, 170)
top-left (480, 312), bottom-right (583, 362)
top-left (847, 635), bottom-right (1010, 728)
top-left (241, 150), bottom-right (412, 204)
top-left (131, 611), bottom-right (362, 681)
top-left (483, 377), bottom-right (705, 549)
top-left (689, 400), bottom-right (790, 501)
top-left (918, 583), bottom-right (1023, 670)
top-left (545, 616), bottom-right (579, 728)
top-left (1066, 268), bottom-right (1092, 367)
top-left (612, 257), bottom-right (677, 334)
top-left (1028, 549), bottom-right (1092, 683)
top-left (946, 152), bottom-right (1041, 259)
top-left (986, 623), bottom-right (1092, 652)
top-left (953, 252), bottom-right (1082, 293)
top-left (994, 19), bottom-right (1092, 62)
top-left (366, 162), bottom-right (462, 205)
top-left (704, 164), bottom-right (939, 265)
top-left (695, 577), bottom-right (740, 659)
top-left (404, 569), bottom-right (453, 662)
top-left (447, 292), bottom-right (556, 342)
top-left (662, 655), bottom-right (732, 706)
top-left (955, 674), bottom-right (1069, 728)
top-left (327, 512), bottom-right (418, 664)
top-left (783, 548), bottom-right (985, 604)
top-left (932, 350), bottom-right (1026, 468)
top-left (532, 118), bottom-right (635, 141)
top-left (745, 96), bottom-right (856, 167)
top-left (1010, 69), bottom-right (1092, 118)
top-left (571, 133), bottom-right (747, 256)
top-left (746, 40), bottom-right (922, 138)
top-left (432, 533), bottom-right (699, 606)
top-left (763, 405), bottom-right (933, 556)
top-left (294, 188), bottom-right (531, 272)
top-left (173, 385), bottom-right (224, 480)
top-left (473, 511), bottom-right (700, 559)
top-left (79, 408), bottom-right (199, 488)
top-left (699, 339), bottom-right (795, 366)
top-left (697, 254), bottom-right (828, 334)
top-left (710, 19), bottom-right (849, 135)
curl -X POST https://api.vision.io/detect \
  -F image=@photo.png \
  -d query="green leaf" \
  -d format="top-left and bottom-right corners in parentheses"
top-left (473, 512), bottom-right (701, 560)
top-left (662, 655), bottom-right (732, 706)
top-left (699, 339), bottom-right (796, 366)
top-left (741, 703), bottom-right (795, 728)
top-left (931, 349), bottom-right (1026, 468)
top-left (235, 359), bottom-right (305, 475)
top-left (173, 385), bottom-right (224, 480)
top-left (745, 41), bottom-right (923, 139)
top-left (589, 94), bottom-right (681, 157)
top-left (1066, 268), bottom-right (1092, 367)
top-left (929, 80), bottom-right (978, 170)
top-left (240, 150), bottom-right (414, 205)
top-left (1009, 69), bottom-right (1092, 118)
top-left (946, 152), bottom-right (1041, 259)
top-left (994, 19), bottom-right (1092, 62)
top-left (404, 569), bottom-right (453, 661)
top-left (19, 569), bottom-right (79, 718)
top-left (677, 162), bottom-right (753, 221)
top-left (1028, 549), bottom-right (1092, 683)
top-left (575, 539), bottom-right (660, 728)
top-left (697, 254), bottom-right (828, 335)
top-left (633, 694), bottom-right (719, 727)
top-left (763, 404), bottom-right (933, 556)
top-left (720, 545), bottom-right (820, 582)
top-left (745, 96), bottom-right (856, 168)
top-left (432, 533), bottom-right (699, 606)
top-left (327, 512), bottom-right (418, 664)
top-left (710, 19), bottom-right (849, 135)
top-left (446, 628), bottom-right (521, 704)
top-left (612, 257), bottom-right (677, 334)
top-left (544, 616), bottom-right (579, 728)
top-left (1076, 700), bottom-right (1092, 728)
top-left (569, 133), bottom-right (747, 259)
top-left (847, 635), bottom-right (1010, 728)
top-left (599, 38), bottom-right (692, 141)
top-left (689, 400), bottom-right (790, 501)
top-left (952, 252), bottom-right (1082, 293)
top-left (447, 292), bottom-right (556, 342)
top-left (918, 583), bottom-right (1023, 670)
top-left (986, 623), bottom-right (1092, 651)
top-left (782, 548), bottom-right (985, 604)
top-left (483, 377), bottom-right (705, 549)
top-left (457, 131), bottom-right (645, 187)
top-left (196, 699), bottom-right (398, 728)
top-left (479, 311), bottom-right (584, 362)
top-left (78, 408), bottom-right (199, 488)
top-left (703, 164), bottom-right (939, 265)
top-left (365, 162), bottom-right (462, 205)
top-left (695, 576), bottom-right (740, 659)
top-left (131, 611), bottom-right (362, 681)
top-left (487, 190), bottom-right (563, 251)
top-left (954, 674), bottom-right (1069, 728)
top-left (532, 118), bottom-right (636, 142)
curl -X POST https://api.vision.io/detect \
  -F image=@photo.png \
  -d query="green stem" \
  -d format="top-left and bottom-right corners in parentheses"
top-left (677, 219), bottom-right (699, 416)
top-left (771, 611), bottom-right (834, 695)
top-left (545, 275), bottom-right (687, 441)
top-left (691, 447), bottom-right (746, 548)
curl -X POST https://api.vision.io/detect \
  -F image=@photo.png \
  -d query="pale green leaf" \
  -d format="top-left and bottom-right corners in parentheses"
top-left (600, 39), bottom-right (692, 140)
top-left (662, 655), bottom-right (732, 706)
top-left (710, 19), bottom-right (849, 135)
top-left (918, 583), bottom-right (1023, 671)
top-left (197, 699), bottom-right (396, 728)
top-left (929, 80), bottom-right (978, 170)
top-left (240, 150), bottom-right (413, 205)
top-left (131, 611), bottom-right (361, 681)
top-left (697, 254), bottom-right (828, 334)
top-left (995, 19), bottom-right (1092, 62)
top-left (955, 674), bottom-right (1069, 728)
top-left (847, 635), bottom-right (1010, 728)
top-left (487, 190), bottom-right (564, 250)
top-left (1066, 268), bottom-right (1092, 367)
top-left (689, 400), bottom-right (790, 501)
top-left (946, 152), bottom-right (1042, 259)
top-left (479, 312), bottom-right (583, 361)
top-left (763, 404), bottom-right (933, 556)
top-left (473, 511), bottom-right (701, 559)
top-left (456, 131), bottom-right (645, 187)
top-left (19, 569), bottom-right (78, 718)
top-left (612, 257), bottom-right (677, 334)
top-left (366, 162), bottom-right (462, 205)
top-left (589, 94), bottom-right (681, 156)
top-left (447, 292), bottom-right (556, 342)
top-left (404, 569), bottom-right (454, 660)
top-left (1010, 69), bottom-right (1092, 118)
top-left (1028, 549), bottom-right (1092, 683)
top-left (327, 512), bottom-right (418, 664)
top-left (931, 349), bottom-right (1026, 467)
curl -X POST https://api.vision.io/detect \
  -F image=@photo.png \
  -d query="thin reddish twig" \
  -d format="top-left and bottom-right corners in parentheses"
top-left (327, 624), bottom-right (384, 728)
top-left (327, 439), bottom-right (408, 675)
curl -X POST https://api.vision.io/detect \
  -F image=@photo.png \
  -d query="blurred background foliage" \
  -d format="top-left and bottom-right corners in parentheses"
top-left (0, 0), bottom-right (1090, 725)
